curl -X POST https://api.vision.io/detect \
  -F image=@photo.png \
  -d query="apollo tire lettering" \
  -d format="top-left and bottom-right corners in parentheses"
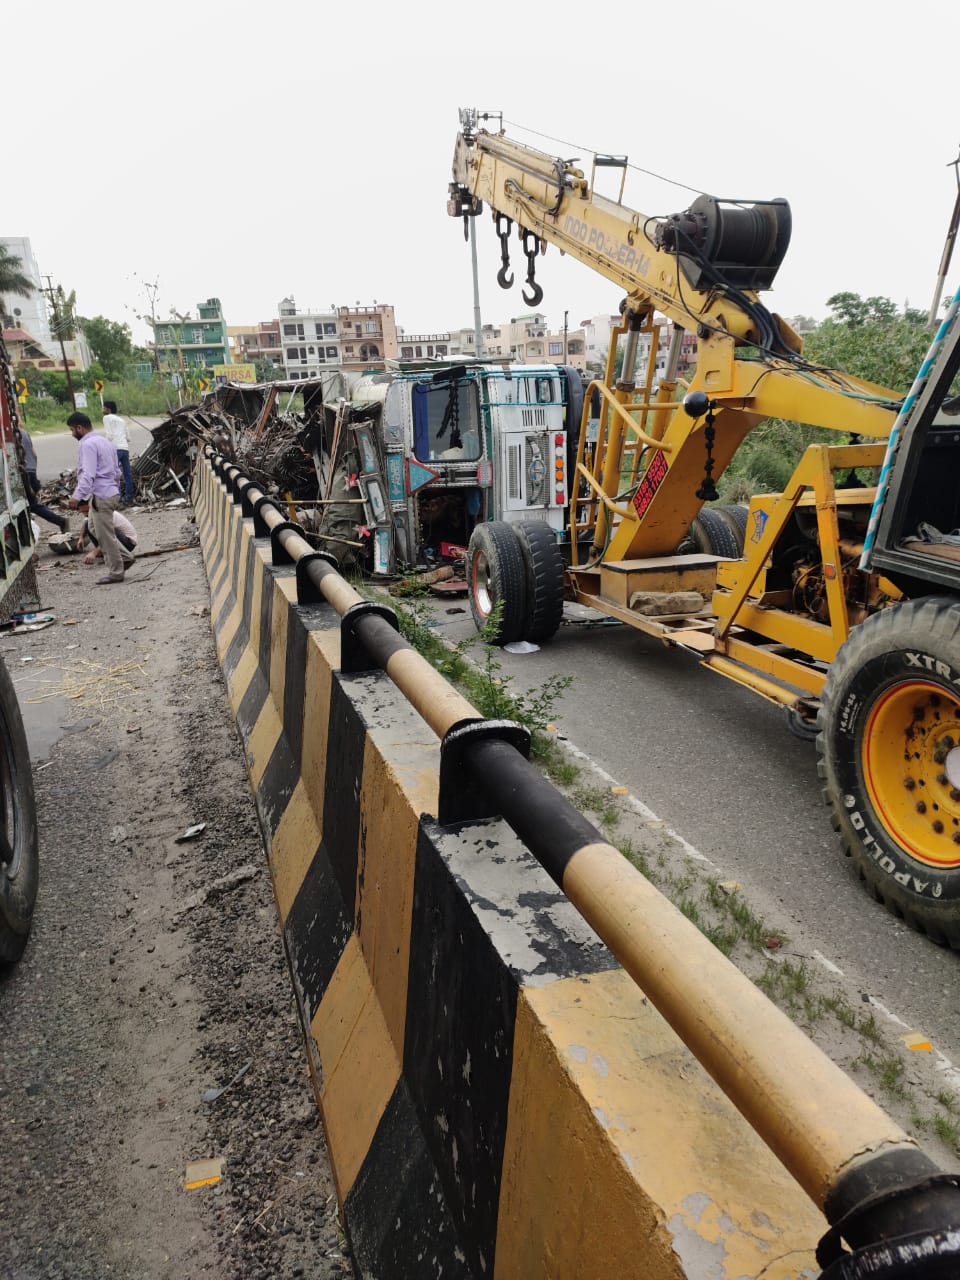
top-left (818, 596), bottom-right (960, 943)
top-left (831, 655), bottom-right (957, 899)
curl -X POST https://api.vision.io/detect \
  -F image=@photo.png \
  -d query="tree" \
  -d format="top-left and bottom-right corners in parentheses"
top-left (254, 357), bottom-right (283, 382)
top-left (718, 295), bottom-right (931, 501)
top-left (80, 315), bottom-right (134, 378)
top-left (0, 244), bottom-right (34, 323)
top-left (807, 294), bottom-right (930, 393)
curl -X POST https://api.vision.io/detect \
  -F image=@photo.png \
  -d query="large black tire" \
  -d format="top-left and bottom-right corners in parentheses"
top-left (818, 597), bottom-right (960, 947)
top-left (689, 507), bottom-right (741, 559)
top-left (0, 655), bottom-right (39, 963)
top-left (712, 504), bottom-right (748, 555)
top-left (517, 522), bottom-right (565, 643)
top-left (467, 521), bottom-right (528, 645)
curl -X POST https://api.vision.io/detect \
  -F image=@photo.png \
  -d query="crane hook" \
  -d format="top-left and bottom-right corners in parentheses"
top-left (521, 229), bottom-right (544, 306)
top-left (496, 213), bottom-right (514, 289)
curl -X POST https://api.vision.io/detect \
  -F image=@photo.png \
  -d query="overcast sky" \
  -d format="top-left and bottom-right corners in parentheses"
top-left (9, 1), bottom-right (960, 347)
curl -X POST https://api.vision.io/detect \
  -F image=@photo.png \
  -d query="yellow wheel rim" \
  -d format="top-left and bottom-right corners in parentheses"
top-left (864, 679), bottom-right (960, 870)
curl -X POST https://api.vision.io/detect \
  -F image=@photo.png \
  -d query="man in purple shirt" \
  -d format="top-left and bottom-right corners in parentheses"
top-left (65, 412), bottom-right (126, 584)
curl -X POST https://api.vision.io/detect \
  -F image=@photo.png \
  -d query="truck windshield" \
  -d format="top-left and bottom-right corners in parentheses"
top-left (412, 380), bottom-right (482, 463)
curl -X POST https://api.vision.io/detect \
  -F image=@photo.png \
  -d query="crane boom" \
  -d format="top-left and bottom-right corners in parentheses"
top-left (449, 113), bottom-right (800, 383)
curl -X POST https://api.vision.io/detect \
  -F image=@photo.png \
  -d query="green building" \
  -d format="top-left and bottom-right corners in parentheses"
top-left (150, 298), bottom-right (229, 373)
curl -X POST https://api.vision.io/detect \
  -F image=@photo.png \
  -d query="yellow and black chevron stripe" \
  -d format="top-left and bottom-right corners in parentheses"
top-left (193, 454), bottom-right (949, 1279)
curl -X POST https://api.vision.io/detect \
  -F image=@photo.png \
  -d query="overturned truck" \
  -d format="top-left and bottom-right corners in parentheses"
top-left (169, 361), bottom-right (583, 580)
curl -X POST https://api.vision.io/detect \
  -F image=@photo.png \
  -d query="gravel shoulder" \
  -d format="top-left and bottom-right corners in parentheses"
top-left (0, 504), bottom-right (353, 1279)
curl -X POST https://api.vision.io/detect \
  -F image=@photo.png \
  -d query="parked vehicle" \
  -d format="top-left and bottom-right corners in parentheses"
top-left (448, 108), bottom-right (960, 947)
top-left (0, 337), bottom-right (40, 961)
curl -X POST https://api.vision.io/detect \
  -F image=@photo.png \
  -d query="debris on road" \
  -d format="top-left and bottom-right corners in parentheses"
top-left (183, 1157), bottom-right (226, 1190)
top-left (173, 863), bottom-right (260, 919)
top-left (201, 1059), bottom-right (253, 1105)
top-left (175, 822), bottom-right (207, 843)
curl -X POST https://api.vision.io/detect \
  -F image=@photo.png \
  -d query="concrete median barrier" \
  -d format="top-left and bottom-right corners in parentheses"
top-left (192, 453), bottom-right (958, 1279)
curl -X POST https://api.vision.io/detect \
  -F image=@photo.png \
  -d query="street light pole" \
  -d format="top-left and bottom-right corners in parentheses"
top-left (469, 215), bottom-right (484, 359)
top-left (929, 148), bottom-right (960, 327)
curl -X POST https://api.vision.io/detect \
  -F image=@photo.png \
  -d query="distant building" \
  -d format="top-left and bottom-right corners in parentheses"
top-left (636, 319), bottom-right (698, 382)
top-left (545, 324), bottom-right (586, 371)
top-left (278, 298), bottom-right (340, 380)
top-left (228, 320), bottom-right (282, 370)
top-left (582, 314), bottom-right (621, 370)
top-left (150, 298), bottom-right (229, 372)
top-left (0, 236), bottom-right (51, 347)
top-left (500, 311), bottom-right (549, 362)
top-left (1, 326), bottom-right (61, 368)
top-left (1, 236), bottom-right (90, 370)
top-left (337, 303), bottom-right (398, 373)
top-left (397, 331), bottom-right (450, 361)
top-left (447, 324), bottom-right (502, 359)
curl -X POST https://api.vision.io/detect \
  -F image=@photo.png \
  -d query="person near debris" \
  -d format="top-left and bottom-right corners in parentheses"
top-left (76, 499), bottom-right (137, 568)
top-left (65, 411), bottom-right (126, 585)
top-left (101, 400), bottom-right (134, 505)
top-left (17, 427), bottom-right (69, 532)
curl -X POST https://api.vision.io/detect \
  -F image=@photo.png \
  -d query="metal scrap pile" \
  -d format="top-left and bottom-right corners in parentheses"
top-left (153, 375), bottom-right (350, 500)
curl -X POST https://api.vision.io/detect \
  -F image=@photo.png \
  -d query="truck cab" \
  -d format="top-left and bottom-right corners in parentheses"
top-left (338, 361), bottom-right (578, 575)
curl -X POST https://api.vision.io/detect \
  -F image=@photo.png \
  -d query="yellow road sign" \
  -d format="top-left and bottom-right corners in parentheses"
top-left (198, 377), bottom-right (210, 392)
top-left (15, 378), bottom-right (27, 399)
top-left (93, 379), bottom-right (104, 393)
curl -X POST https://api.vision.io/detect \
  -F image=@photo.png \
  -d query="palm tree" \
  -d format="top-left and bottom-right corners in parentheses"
top-left (0, 244), bottom-right (34, 326)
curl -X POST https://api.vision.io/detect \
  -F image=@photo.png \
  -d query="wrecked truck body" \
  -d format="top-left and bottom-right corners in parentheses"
top-left (163, 363), bottom-right (584, 581)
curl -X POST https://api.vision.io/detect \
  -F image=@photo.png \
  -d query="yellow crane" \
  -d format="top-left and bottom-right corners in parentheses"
top-left (450, 108), bottom-right (960, 948)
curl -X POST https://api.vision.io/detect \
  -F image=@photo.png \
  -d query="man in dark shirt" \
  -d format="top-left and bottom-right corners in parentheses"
top-left (18, 428), bottom-right (68, 532)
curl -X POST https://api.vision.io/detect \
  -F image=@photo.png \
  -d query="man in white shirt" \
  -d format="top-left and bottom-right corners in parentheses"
top-left (76, 499), bottom-right (138, 568)
top-left (102, 400), bottom-right (134, 505)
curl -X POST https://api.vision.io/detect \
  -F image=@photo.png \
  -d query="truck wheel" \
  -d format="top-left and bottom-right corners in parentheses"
top-left (713, 504), bottom-right (748, 555)
top-left (518, 522), bottom-right (565, 643)
top-left (0, 656), bottom-right (38, 963)
top-left (690, 508), bottom-right (741, 559)
top-left (467, 522), bottom-right (528, 644)
top-left (818, 597), bottom-right (960, 947)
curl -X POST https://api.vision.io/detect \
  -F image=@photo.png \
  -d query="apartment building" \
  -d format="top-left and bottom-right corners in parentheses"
top-left (279, 298), bottom-right (340, 380)
top-left (582, 314), bottom-right (620, 370)
top-left (228, 320), bottom-right (282, 370)
top-left (545, 325), bottom-right (586, 371)
top-left (337, 303), bottom-right (398, 373)
top-left (397, 331), bottom-right (451, 361)
top-left (1, 236), bottom-right (91, 370)
top-left (151, 298), bottom-right (229, 371)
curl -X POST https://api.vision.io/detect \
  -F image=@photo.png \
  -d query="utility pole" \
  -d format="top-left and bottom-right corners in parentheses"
top-left (929, 147), bottom-right (960, 327)
top-left (563, 309), bottom-right (569, 364)
top-left (43, 277), bottom-right (76, 409)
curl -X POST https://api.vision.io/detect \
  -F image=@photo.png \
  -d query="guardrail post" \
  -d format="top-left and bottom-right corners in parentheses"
top-left (340, 601), bottom-right (399, 673)
top-left (438, 719), bottom-right (531, 825)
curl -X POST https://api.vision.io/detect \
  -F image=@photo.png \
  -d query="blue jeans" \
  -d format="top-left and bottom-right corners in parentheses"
top-left (116, 449), bottom-right (134, 502)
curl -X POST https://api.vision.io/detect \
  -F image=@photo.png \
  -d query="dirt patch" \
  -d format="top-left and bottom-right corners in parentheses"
top-left (0, 506), bottom-right (354, 1278)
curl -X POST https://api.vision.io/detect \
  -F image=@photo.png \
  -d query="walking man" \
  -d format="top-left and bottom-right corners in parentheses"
top-left (17, 427), bottom-right (69, 532)
top-left (65, 412), bottom-right (126, 585)
top-left (101, 400), bottom-right (134, 505)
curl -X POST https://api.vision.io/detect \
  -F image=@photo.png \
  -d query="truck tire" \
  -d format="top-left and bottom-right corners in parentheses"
top-left (818, 597), bottom-right (960, 947)
top-left (467, 522), bottom-right (528, 645)
top-left (0, 655), bottom-right (38, 963)
top-left (518, 522), bottom-right (565, 643)
top-left (713, 504), bottom-right (748, 555)
top-left (690, 508), bottom-right (741, 559)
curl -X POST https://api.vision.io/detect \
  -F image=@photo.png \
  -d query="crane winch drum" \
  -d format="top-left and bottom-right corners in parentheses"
top-left (655, 194), bottom-right (792, 291)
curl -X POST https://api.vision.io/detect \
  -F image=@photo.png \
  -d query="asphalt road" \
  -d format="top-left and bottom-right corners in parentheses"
top-left (434, 603), bottom-right (960, 1070)
top-left (31, 417), bottom-right (163, 482)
